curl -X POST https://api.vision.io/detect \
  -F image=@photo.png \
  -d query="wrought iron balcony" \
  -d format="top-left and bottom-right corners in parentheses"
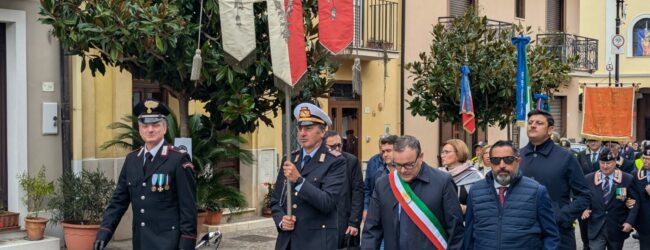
top-left (536, 33), bottom-right (598, 72)
top-left (438, 16), bottom-right (514, 35)
top-left (339, 0), bottom-right (400, 60)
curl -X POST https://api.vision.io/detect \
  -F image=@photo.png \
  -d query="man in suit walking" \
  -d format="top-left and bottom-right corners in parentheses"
top-left (362, 135), bottom-right (464, 250)
top-left (323, 131), bottom-right (364, 249)
top-left (270, 102), bottom-right (347, 250)
top-left (581, 148), bottom-right (638, 250)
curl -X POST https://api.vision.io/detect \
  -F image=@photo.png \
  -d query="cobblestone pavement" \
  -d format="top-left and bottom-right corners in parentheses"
top-left (83, 225), bottom-right (643, 249)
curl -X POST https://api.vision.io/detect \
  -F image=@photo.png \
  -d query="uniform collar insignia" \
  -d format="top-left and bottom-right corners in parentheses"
top-left (137, 147), bottom-right (145, 157)
top-left (161, 145), bottom-right (169, 157)
top-left (319, 153), bottom-right (326, 162)
top-left (595, 169), bottom-right (623, 186)
top-left (638, 169), bottom-right (648, 180)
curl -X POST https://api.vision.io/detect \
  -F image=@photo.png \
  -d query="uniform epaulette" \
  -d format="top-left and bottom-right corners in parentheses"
top-left (168, 145), bottom-right (189, 155)
top-left (328, 150), bottom-right (341, 157)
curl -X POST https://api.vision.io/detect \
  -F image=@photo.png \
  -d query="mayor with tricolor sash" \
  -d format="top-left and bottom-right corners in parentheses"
top-left (362, 135), bottom-right (464, 250)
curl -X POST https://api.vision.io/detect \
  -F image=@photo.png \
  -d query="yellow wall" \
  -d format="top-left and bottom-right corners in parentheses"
top-left (478, 0), bottom-right (546, 33)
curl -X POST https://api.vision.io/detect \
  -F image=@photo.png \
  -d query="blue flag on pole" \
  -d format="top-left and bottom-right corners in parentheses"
top-left (512, 35), bottom-right (531, 127)
top-left (459, 65), bottom-right (475, 134)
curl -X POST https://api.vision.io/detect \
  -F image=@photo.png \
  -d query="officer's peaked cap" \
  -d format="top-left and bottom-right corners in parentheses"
top-left (293, 103), bottom-right (332, 126)
top-left (134, 98), bottom-right (170, 124)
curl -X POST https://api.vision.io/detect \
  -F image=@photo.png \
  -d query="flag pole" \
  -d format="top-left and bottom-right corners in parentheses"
top-left (284, 85), bottom-right (293, 216)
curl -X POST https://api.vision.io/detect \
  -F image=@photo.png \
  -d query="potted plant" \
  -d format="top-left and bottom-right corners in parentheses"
top-left (198, 166), bottom-right (248, 225)
top-left (0, 205), bottom-right (19, 232)
top-left (49, 169), bottom-right (114, 250)
top-left (261, 182), bottom-right (274, 217)
top-left (18, 166), bottom-right (54, 240)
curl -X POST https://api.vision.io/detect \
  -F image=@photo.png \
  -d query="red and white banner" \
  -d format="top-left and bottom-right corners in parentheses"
top-left (318, 0), bottom-right (354, 54)
top-left (265, 0), bottom-right (307, 86)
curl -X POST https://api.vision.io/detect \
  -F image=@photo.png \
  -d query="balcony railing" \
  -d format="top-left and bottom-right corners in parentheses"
top-left (536, 33), bottom-right (598, 72)
top-left (351, 0), bottom-right (399, 51)
top-left (438, 16), bottom-right (514, 35)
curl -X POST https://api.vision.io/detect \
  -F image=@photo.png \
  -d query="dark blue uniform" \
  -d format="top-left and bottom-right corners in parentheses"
top-left (270, 143), bottom-right (346, 250)
top-left (632, 169), bottom-right (650, 249)
top-left (584, 170), bottom-right (638, 250)
top-left (96, 143), bottom-right (197, 250)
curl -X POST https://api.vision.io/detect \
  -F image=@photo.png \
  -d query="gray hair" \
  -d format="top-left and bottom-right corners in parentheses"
top-left (394, 135), bottom-right (422, 157)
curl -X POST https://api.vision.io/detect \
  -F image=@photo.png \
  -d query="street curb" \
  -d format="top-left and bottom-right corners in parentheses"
top-left (203, 218), bottom-right (274, 234)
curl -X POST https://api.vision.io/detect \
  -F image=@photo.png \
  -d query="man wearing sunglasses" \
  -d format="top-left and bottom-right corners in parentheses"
top-left (519, 110), bottom-right (591, 250)
top-left (323, 131), bottom-right (364, 249)
top-left (464, 140), bottom-right (559, 249)
top-left (362, 135), bottom-right (464, 250)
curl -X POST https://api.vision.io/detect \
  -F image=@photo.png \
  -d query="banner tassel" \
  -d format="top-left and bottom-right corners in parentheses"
top-left (190, 0), bottom-right (205, 82)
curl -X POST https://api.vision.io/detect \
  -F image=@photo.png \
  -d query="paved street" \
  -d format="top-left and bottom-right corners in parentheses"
top-left (90, 223), bottom-right (644, 250)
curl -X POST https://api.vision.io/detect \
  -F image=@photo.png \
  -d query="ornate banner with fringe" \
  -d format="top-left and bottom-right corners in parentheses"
top-left (219, 0), bottom-right (258, 68)
top-left (581, 87), bottom-right (635, 141)
top-left (318, 0), bottom-right (354, 54)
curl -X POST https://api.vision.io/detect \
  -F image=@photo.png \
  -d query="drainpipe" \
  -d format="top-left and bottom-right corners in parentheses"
top-left (60, 46), bottom-right (72, 174)
top-left (399, 0), bottom-right (405, 135)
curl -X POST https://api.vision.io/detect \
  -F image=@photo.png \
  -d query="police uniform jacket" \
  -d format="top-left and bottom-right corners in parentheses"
top-left (632, 169), bottom-right (650, 236)
top-left (97, 142), bottom-right (197, 250)
top-left (361, 162), bottom-right (465, 250)
top-left (584, 170), bottom-right (639, 242)
top-left (270, 143), bottom-right (346, 250)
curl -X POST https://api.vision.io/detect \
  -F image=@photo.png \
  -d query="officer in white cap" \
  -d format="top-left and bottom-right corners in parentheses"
top-left (270, 102), bottom-right (346, 250)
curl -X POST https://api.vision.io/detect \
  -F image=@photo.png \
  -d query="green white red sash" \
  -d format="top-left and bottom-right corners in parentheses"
top-left (389, 171), bottom-right (448, 249)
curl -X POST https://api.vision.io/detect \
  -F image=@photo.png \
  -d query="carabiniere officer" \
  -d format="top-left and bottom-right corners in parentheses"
top-left (94, 99), bottom-right (197, 250)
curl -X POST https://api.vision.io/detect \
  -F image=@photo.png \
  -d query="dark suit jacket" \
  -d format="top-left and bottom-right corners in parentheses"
top-left (97, 143), bottom-right (197, 250)
top-left (577, 149), bottom-right (600, 175)
top-left (632, 169), bottom-right (650, 235)
top-left (584, 170), bottom-right (639, 242)
top-left (337, 152), bottom-right (364, 248)
top-left (270, 143), bottom-right (346, 250)
top-left (361, 163), bottom-right (464, 250)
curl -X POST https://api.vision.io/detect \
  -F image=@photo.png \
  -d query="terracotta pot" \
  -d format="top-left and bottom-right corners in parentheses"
top-left (24, 217), bottom-right (48, 240)
top-left (205, 210), bottom-right (224, 225)
top-left (62, 222), bottom-right (100, 250)
top-left (261, 207), bottom-right (272, 218)
top-left (197, 210), bottom-right (208, 228)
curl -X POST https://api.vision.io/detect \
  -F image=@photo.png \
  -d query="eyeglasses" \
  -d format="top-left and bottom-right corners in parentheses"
top-left (393, 160), bottom-right (418, 169)
top-left (327, 143), bottom-right (342, 149)
top-left (440, 150), bottom-right (455, 155)
top-left (489, 156), bottom-right (518, 165)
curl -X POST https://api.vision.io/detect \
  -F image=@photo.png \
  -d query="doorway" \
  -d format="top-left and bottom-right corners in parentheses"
top-left (329, 82), bottom-right (361, 158)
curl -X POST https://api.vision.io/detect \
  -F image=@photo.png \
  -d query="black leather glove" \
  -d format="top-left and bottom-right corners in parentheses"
top-left (93, 240), bottom-right (106, 250)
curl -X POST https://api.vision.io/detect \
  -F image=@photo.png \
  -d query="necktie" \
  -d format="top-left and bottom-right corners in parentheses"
top-left (398, 206), bottom-right (409, 250)
top-left (300, 155), bottom-right (311, 171)
top-left (603, 176), bottom-right (611, 205)
top-left (591, 153), bottom-right (597, 164)
top-left (498, 186), bottom-right (507, 207)
top-left (143, 152), bottom-right (153, 173)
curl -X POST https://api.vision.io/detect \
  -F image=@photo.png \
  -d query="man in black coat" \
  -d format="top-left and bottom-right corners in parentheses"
top-left (362, 135), bottom-right (464, 250)
top-left (95, 99), bottom-right (197, 250)
top-left (323, 131), bottom-right (364, 249)
top-left (581, 148), bottom-right (638, 250)
top-left (631, 148), bottom-right (650, 249)
top-left (576, 138), bottom-right (603, 249)
top-left (519, 110), bottom-right (591, 250)
top-left (270, 103), bottom-right (346, 250)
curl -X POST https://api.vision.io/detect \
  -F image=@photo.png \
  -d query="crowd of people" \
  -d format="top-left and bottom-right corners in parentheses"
top-left (269, 103), bottom-right (650, 250)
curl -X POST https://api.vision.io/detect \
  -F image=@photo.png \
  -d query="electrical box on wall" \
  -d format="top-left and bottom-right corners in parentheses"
top-left (42, 102), bottom-right (58, 135)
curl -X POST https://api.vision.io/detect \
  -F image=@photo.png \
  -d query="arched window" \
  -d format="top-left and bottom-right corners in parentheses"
top-left (633, 18), bottom-right (650, 56)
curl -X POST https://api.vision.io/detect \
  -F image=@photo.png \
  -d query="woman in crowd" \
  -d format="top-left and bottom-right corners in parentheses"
top-left (440, 139), bottom-right (483, 214)
top-left (474, 144), bottom-right (492, 176)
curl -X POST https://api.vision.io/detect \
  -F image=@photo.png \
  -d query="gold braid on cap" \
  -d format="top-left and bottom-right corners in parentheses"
top-left (144, 100), bottom-right (159, 114)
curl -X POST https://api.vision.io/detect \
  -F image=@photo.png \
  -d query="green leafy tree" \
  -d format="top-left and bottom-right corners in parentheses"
top-left (39, 0), bottom-right (336, 136)
top-left (405, 9), bottom-right (573, 130)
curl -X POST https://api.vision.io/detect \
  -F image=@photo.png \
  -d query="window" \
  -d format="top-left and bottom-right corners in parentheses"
top-left (131, 68), bottom-right (166, 107)
top-left (450, 0), bottom-right (475, 17)
top-left (516, 0), bottom-right (525, 18)
top-left (633, 18), bottom-right (650, 56)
